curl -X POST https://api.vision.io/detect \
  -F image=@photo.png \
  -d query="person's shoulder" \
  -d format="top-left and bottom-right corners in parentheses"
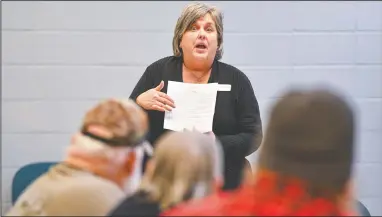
top-left (147, 56), bottom-right (181, 70)
top-left (114, 190), bottom-right (151, 207)
top-left (110, 191), bottom-right (160, 216)
top-left (79, 175), bottom-right (125, 195)
top-left (32, 175), bottom-right (126, 216)
top-left (217, 60), bottom-right (250, 80)
top-left (162, 192), bottom-right (230, 216)
top-left (5, 173), bottom-right (53, 216)
top-left (163, 200), bottom-right (219, 216)
top-left (217, 60), bottom-right (252, 87)
top-left (54, 175), bottom-right (125, 202)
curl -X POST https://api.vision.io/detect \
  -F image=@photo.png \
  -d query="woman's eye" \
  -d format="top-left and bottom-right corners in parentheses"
top-left (191, 26), bottom-right (197, 31)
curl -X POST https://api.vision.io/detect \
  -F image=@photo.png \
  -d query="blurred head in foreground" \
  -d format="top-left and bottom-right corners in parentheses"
top-left (163, 88), bottom-right (356, 216)
top-left (67, 98), bottom-right (150, 191)
top-left (109, 131), bottom-right (224, 216)
top-left (141, 131), bottom-right (223, 209)
top-left (254, 88), bottom-right (355, 214)
top-left (6, 99), bottom-right (150, 216)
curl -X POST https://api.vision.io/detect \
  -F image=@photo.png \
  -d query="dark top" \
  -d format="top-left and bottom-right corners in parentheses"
top-left (108, 191), bottom-right (160, 216)
top-left (130, 56), bottom-right (263, 190)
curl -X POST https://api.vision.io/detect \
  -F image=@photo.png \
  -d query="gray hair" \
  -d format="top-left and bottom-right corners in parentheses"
top-left (172, 2), bottom-right (224, 60)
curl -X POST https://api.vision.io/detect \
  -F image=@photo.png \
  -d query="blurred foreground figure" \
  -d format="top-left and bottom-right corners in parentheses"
top-left (109, 131), bottom-right (224, 216)
top-left (164, 88), bottom-right (356, 216)
top-left (6, 99), bottom-right (150, 216)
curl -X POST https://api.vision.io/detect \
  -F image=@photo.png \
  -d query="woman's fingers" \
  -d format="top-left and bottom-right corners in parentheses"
top-left (152, 101), bottom-right (172, 112)
top-left (153, 93), bottom-right (175, 109)
top-left (156, 97), bottom-right (175, 110)
top-left (151, 90), bottom-right (175, 112)
top-left (158, 92), bottom-right (175, 108)
top-left (152, 104), bottom-right (166, 112)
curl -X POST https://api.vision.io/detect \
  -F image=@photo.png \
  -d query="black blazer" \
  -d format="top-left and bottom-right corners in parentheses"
top-left (130, 56), bottom-right (263, 190)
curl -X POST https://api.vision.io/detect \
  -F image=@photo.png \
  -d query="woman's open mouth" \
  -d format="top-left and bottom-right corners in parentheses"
top-left (195, 44), bottom-right (208, 53)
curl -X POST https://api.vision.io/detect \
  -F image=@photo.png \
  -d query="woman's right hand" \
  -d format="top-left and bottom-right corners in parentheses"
top-left (136, 81), bottom-right (175, 112)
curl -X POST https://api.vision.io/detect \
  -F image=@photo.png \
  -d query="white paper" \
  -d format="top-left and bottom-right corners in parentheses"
top-left (164, 81), bottom-right (219, 133)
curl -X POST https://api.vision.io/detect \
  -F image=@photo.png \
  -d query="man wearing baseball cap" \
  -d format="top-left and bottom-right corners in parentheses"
top-left (6, 99), bottom-right (150, 216)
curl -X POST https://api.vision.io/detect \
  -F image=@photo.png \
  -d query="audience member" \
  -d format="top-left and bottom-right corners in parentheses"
top-left (163, 88), bottom-right (356, 216)
top-left (109, 131), bottom-right (224, 216)
top-left (6, 99), bottom-right (149, 216)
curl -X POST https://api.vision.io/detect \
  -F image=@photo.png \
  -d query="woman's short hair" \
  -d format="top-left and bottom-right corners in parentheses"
top-left (172, 2), bottom-right (224, 60)
top-left (139, 131), bottom-right (223, 209)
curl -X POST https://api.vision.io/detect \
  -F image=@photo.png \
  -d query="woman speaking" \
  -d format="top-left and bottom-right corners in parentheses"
top-left (130, 2), bottom-right (263, 190)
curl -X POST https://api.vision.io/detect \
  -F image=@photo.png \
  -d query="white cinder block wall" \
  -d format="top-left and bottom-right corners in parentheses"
top-left (2, 1), bottom-right (381, 215)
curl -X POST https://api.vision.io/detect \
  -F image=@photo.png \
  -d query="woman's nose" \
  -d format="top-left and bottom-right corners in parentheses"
top-left (198, 30), bottom-right (207, 39)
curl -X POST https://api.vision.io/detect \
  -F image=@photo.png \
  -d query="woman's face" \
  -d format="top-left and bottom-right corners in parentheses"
top-left (180, 13), bottom-right (218, 62)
